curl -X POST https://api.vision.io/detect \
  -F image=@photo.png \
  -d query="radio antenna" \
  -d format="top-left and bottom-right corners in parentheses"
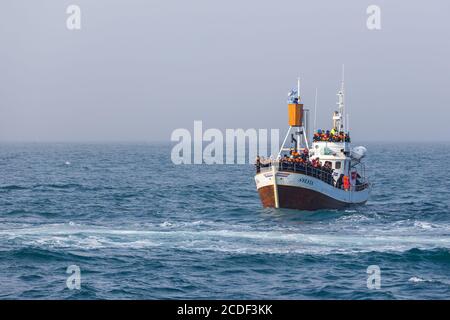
top-left (313, 88), bottom-right (318, 133)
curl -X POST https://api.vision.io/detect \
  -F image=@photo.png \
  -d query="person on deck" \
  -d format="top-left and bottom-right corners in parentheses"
top-left (343, 175), bottom-right (350, 191)
top-left (336, 174), bottom-right (344, 188)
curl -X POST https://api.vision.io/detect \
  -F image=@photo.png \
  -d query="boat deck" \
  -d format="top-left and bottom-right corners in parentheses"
top-left (256, 161), bottom-right (369, 192)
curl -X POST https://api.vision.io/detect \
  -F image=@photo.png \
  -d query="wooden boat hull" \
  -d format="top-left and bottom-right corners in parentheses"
top-left (255, 170), bottom-right (370, 211)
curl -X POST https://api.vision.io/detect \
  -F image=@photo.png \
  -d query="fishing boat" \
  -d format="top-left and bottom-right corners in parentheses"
top-left (255, 71), bottom-right (371, 210)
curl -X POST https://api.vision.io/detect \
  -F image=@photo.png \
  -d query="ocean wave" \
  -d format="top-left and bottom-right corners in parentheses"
top-left (414, 221), bottom-right (437, 230)
top-left (34, 183), bottom-right (82, 190)
top-left (1, 223), bottom-right (450, 255)
top-left (0, 185), bottom-right (28, 191)
top-left (28, 183), bottom-right (115, 192)
top-left (409, 276), bottom-right (427, 283)
top-left (408, 276), bottom-right (450, 286)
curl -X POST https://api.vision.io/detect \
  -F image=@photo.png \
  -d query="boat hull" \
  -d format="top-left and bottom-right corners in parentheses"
top-left (255, 170), bottom-right (370, 211)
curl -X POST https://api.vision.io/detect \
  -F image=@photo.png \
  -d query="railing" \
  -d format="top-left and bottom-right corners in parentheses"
top-left (354, 182), bottom-right (370, 191)
top-left (255, 161), bottom-right (370, 192)
top-left (256, 161), bottom-right (334, 186)
top-left (313, 137), bottom-right (351, 143)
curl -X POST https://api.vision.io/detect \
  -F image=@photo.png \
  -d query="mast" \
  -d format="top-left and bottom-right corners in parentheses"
top-left (313, 88), bottom-right (318, 134)
top-left (337, 64), bottom-right (345, 132)
top-left (296, 77), bottom-right (302, 153)
top-left (296, 77), bottom-right (309, 151)
top-left (279, 77), bottom-right (307, 157)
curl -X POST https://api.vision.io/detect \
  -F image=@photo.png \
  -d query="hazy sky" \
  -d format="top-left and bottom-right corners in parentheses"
top-left (1, 0), bottom-right (449, 142)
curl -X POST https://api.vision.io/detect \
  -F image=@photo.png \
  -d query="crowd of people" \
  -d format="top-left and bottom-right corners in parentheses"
top-left (255, 148), bottom-right (335, 186)
top-left (313, 129), bottom-right (350, 143)
top-left (255, 147), bottom-right (367, 191)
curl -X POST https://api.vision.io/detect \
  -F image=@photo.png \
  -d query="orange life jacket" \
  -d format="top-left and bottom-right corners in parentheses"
top-left (343, 176), bottom-right (350, 189)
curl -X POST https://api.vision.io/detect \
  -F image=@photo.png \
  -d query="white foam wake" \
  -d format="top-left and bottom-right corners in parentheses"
top-left (1, 222), bottom-right (449, 254)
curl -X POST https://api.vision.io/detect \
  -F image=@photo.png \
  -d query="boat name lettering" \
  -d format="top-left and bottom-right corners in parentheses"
top-left (299, 178), bottom-right (314, 186)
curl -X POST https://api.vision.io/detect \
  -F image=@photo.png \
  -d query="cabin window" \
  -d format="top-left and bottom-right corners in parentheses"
top-left (321, 147), bottom-right (333, 155)
top-left (335, 161), bottom-right (341, 169)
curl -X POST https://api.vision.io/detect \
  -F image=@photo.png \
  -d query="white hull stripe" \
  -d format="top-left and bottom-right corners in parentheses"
top-left (255, 171), bottom-right (370, 204)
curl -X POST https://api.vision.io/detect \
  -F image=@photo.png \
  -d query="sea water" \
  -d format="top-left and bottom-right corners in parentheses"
top-left (0, 142), bottom-right (449, 299)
